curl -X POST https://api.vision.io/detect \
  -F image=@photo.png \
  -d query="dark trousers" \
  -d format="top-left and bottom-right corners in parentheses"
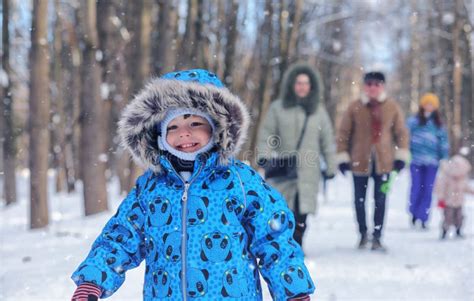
top-left (353, 171), bottom-right (390, 239)
top-left (409, 164), bottom-right (438, 222)
top-left (293, 193), bottom-right (308, 246)
top-left (443, 206), bottom-right (463, 230)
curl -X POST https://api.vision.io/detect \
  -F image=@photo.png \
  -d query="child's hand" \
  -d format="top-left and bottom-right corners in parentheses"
top-left (71, 282), bottom-right (101, 301)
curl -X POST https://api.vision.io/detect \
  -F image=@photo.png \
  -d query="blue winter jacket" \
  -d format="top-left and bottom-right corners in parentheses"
top-left (407, 115), bottom-right (449, 166)
top-left (71, 70), bottom-right (315, 300)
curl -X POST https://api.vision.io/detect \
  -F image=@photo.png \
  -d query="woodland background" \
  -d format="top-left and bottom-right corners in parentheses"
top-left (0, 0), bottom-right (473, 229)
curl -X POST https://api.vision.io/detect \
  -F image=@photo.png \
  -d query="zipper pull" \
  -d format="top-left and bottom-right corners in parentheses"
top-left (182, 182), bottom-right (190, 202)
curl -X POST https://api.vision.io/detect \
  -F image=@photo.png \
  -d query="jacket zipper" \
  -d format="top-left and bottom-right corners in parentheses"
top-left (181, 181), bottom-right (190, 301)
top-left (164, 158), bottom-right (205, 301)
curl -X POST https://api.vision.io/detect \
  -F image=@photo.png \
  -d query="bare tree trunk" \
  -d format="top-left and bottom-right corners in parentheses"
top-left (97, 0), bottom-right (123, 181)
top-left (469, 15), bottom-right (474, 171)
top-left (287, 0), bottom-right (303, 62)
top-left (192, 0), bottom-right (206, 68)
top-left (274, 0), bottom-right (303, 101)
top-left (63, 13), bottom-right (82, 193)
top-left (223, 0), bottom-right (239, 87)
top-left (52, 0), bottom-right (67, 192)
top-left (115, 59), bottom-right (132, 194)
top-left (427, 9), bottom-right (438, 91)
top-left (111, 1), bottom-right (133, 195)
top-left (1, 0), bottom-right (17, 205)
top-left (179, 0), bottom-right (199, 68)
top-left (130, 0), bottom-right (152, 93)
top-left (278, 0), bottom-right (288, 72)
top-left (451, 0), bottom-right (463, 154)
top-left (79, 0), bottom-right (108, 216)
top-left (409, 0), bottom-right (421, 114)
top-left (318, 1), bottom-right (344, 122)
top-left (154, 0), bottom-right (178, 75)
top-left (213, 0), bottom-right (225, 78)
top-left (248, 0), bottom-right (275, 165)
top-left (122, 0), bottom-right (152, 191)
top-left (29, 0), bottom-right (50, 228)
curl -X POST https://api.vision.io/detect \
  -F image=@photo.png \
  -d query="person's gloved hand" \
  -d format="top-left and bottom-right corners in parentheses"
top-left (257, 157), bottom-right (267, 167)
top-left (322, 170), bottom-right (335, 180)
top-left (437, 199), bottom-right (446, 209)
top-left (288, 295), bottom-right (311, 301)
top-left (393, 159), bottom-right (406, 172)
top-left (338, 162), bottom-right (351, 175)
top-left (71, 282), bottom-right (101, 301)
top-left (324, 173), bottom-right (335, 180)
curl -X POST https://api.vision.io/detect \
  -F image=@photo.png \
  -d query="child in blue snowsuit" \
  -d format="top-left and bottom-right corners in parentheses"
top-left (407, 93), bottom-right (449, 228)
top-left (71, 69), bottom-right (314, 301)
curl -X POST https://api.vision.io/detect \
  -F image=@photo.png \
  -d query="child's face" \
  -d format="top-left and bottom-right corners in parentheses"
top-left (166, 114), bottom-right (212, 153)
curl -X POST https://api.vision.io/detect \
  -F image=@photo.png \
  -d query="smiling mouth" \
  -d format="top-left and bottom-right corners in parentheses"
top-left (177, 142), bottom-right (199, 151)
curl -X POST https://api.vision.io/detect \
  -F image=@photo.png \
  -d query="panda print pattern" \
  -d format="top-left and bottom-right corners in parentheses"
top-left (200, 231), bottom-right (232, 262)
top-left (221, 196), bottom-right (244, 226)
top-left (74, 264), bottom-right (108, 286)
top-left (186, 268), bottom-right (209, 298)
top-left (187, 195), bottom-right (209, 226)
top-left (221, 267), bottom-right (248, 297)
top-left (72, 155), bottom-right (315, 300)
top-left (127, 201), bottom-right (146, 231)
top-left (256, 241), bottom-right (282, 270)
top-left (202, 168), bottom-right (235, 190)
top-left (147, 196), bottom-right (173, 227)
top-left (280, 266), bottom-right (314, 298)
top-left (151, 268), bottom-right (172, 298)
top-left (163, 231), bottom-right (182, 262)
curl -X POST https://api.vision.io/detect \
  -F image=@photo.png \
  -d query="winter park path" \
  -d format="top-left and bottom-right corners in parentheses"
top-left (1, 170), bottom-right (473, 300)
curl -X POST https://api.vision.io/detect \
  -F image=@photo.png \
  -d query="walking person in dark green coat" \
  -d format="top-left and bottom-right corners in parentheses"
top-left (257, 63), bottom-right (336, 247)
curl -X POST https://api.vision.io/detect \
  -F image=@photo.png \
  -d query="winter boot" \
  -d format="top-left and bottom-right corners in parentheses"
top-left (371, 237), bottom-right (386, 252)
top-left (440, 229), bottom-right (447, 240)
top-left (456, 228), bottom-right (463, 238)
top-left (421, 222), bottom-right (428, 230)
top-left (411, 215), bottom-right (417, 227)
top-left (357, 233), bottom-right (369, 249)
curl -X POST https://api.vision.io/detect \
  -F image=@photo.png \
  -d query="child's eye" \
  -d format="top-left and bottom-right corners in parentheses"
top-left (190, 122), bottom-right (204, 127)
top-left (167, 125), bottom-right (178, 131)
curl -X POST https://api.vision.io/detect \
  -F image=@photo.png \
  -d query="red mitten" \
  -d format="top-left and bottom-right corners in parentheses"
top-left (71, 282), bottom-right (101, 301)
top-left (437, 199), bottom-right (446, 209)
top-left (289, 295), bottom-right (311, 301)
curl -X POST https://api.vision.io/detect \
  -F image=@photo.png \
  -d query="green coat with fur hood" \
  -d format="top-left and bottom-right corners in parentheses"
top-left (257, 63), bottom-right (336, 215)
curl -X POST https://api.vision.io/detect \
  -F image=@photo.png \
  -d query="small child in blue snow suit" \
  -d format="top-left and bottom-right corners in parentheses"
top-left (71, 69), bottom-right (314, 301)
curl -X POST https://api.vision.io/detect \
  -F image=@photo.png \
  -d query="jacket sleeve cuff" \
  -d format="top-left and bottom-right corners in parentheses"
top-left (394, 148), bottom-right (410, 162)
top-left (71, 262), bottom-right (120, 298)
top-left (335, 152), bottom-right (350, 165)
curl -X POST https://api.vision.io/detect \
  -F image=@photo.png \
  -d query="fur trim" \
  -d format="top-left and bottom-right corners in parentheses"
top-left (360, 91), bottom-right (387, 105)
top-left (118, 78), bottom-right (251, 172)
top-left (335, 152), bottom-right (351, 165)
top-left (394, 148), bottom-right (410, 162)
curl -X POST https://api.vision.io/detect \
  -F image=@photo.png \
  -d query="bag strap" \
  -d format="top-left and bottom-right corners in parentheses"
top-left (296, 113), bottom-right (309, 150)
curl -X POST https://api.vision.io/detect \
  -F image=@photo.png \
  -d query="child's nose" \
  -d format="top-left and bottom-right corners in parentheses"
top-left (178, 127), bottom-right (191, 137)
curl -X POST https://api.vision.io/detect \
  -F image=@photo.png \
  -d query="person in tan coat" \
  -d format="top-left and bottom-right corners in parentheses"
top-left (336, 71), bottom-right (409, 251)
top-left (435, 153), bottom-right (474, 239)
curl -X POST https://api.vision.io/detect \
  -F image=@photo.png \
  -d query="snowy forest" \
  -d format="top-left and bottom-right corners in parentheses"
top-left (1, 0), bottom-right (474, 300)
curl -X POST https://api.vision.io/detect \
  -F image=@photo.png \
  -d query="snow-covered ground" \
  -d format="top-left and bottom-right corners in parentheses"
top-left (1, 169), bottom-right (473, 300)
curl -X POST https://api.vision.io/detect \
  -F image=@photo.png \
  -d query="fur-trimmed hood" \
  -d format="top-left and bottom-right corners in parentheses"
top-left (279, 63), bottom-right (323, 115)
top-left (118, 74), bottom-right (250, 173)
